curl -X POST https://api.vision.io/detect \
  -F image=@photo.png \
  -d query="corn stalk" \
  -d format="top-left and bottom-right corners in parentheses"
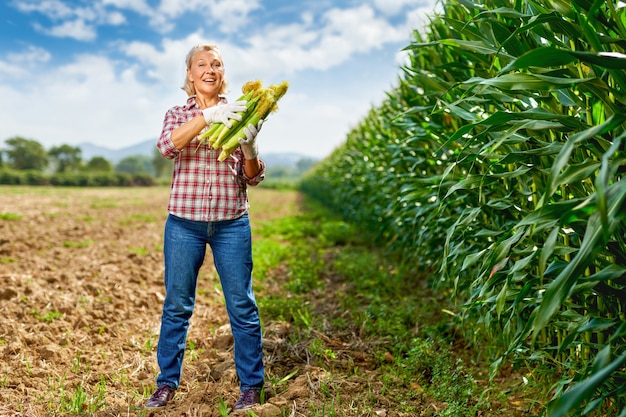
top-left (301, 0), bottom-right (626, 415)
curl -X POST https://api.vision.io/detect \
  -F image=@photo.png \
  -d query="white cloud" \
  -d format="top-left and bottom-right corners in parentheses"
top-left (370, 0), bottom-right (433, 15)
top-left (8, 45), bottom-right (52, 65)
top-left (104, 10), bottom-right (126, 25)
top-left (217, 4), bottom-right (412, 81)
top-left (12, 0), bottom-right (128, 40)
top-left (0, 53), bottom-right (173, 147)
top-left (0, 46), bottom-right (52, 78)
top-left (101, 0), bottom-right (148, 8)
top-left (12, 0), bottom-right (75, 19)
top-left (36, 19), bottom-right (97, 41)
top-left (204, 0), bottom-right (262, 33)
top-left (321, 6), bottom-right (407, 51)
top-left (406, 2), bottom-right (442, 35)
top-left (102, 0), bottom-right (261, 34)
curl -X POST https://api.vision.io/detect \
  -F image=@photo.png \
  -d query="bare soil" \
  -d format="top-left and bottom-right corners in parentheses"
top-left (0, 186), bottom-right (537, 417)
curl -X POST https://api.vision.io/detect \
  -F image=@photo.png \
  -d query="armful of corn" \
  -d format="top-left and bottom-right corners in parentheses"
top-left (198, 79), bottom-right (289, 161)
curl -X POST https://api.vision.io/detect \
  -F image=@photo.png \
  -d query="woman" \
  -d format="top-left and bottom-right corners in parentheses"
top-left (146, 43), bottom-right (265, 411)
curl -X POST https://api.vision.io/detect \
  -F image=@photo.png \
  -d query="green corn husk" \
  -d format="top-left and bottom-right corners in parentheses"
top-left (198, 89), bottom-right (257, 147)
top-left (198, 79), bottom-right (289, 161)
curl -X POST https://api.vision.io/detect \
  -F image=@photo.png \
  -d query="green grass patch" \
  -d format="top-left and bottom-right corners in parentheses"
top-left (254, 193), bottom-right (535, 416)
top-left (128, 246), bottom-right (149, 256)
top-left (63, 240), bottom-right (93, 248)
top-left (90, 199), bottom-right (119, 209)
top-left (0, 212), bottom-right (22, 221)
top-left (31, 309), bottom-right (64, 323)
top-left (120, 213), bottom-right (157, 225)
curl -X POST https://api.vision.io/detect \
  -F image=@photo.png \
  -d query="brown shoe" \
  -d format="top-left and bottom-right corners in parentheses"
top-left (145, 385), bottom-right (175, 408)
top-left (234, 389), bottom-right (261, 410)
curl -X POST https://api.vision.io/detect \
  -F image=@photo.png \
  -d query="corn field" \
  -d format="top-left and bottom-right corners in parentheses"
top-left (301, 0), bottom-right (626, 415)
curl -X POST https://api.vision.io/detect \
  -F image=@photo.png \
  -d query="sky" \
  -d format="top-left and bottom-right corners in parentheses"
top-left (0, 0), bottom-right (439, 159)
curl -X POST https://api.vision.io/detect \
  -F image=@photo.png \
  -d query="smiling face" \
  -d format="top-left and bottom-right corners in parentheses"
top-left (186, 49), bottom-right (225, 100)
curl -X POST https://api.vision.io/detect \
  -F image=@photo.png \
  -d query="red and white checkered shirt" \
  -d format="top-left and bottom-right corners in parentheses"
top-left (157, 96), bottom-right (265, 222)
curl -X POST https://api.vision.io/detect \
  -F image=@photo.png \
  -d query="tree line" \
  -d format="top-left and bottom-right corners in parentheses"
top-left (0, 136), bottom-right (170, 175)
top-left (1, 136), bottom-right (320, 187)
top-left (0, 136), bottom-right (166, 186)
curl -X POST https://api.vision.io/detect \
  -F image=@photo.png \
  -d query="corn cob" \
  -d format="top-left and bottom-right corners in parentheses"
top-left (198, 80), bottom-right (289, 161)
top-left (199, 89), bottom-right (258, 147)
top-left (199, 81), bottom-right (264, 145)
top-left (217, 89), bottom-right (275, 154)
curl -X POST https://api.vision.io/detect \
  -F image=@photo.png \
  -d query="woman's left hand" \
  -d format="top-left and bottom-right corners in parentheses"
top-left (239, 119), bottom-right (263, 159)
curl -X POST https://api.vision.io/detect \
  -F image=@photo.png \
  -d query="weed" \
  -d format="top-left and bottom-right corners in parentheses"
top-left (0, 212), bottom-right (22, 220)
top-left (186, 340), bottom-right (201, 362)
top-left (258, 295), bottom-right (304, 323)
top-left (143, 334), bottom-right (154, 353)
top-left (90, 199), bottom-right (118, 209)
top-left (129, 246), bottom-right (149, 255)
top-left (57, 377), bottom-right (107, 415)
top-left (30, 309), bottom-right (64, 323)
top-left (309, 338), bottom-right (336, 362)
top-left (121, 213), bottom-right (156, 225)
top-left (63, 239), bottom-right (93, 248)
top-left (216, 397), bottom-right (231, 416)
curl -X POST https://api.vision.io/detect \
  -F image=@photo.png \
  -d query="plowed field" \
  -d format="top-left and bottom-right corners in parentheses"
top-left (0, 186), bottom-right (309, 416)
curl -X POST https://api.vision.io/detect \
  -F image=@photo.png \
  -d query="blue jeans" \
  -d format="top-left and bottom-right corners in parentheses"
top-left (156, 213), bottom-right (264, 391)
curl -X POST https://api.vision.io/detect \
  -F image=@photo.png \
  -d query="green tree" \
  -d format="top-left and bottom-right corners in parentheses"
top-left (48, 144), bottom-right (82, 173)
top-left (85, 156), bottom-right (113, 172)
top-left (152, 147), bottom-right (171, 178)
top-left (296, 157), bottom-right (318, 174)
top-left (5, 137), bottom-right (48, 171)
top-left (115, 155), bottom-right (154, 175)
top-left (266, 165), bottom-right (292, 179)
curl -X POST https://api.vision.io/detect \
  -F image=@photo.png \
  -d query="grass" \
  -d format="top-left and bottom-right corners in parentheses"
top-left (250, 189), bottom-right (540, 416)
top-left (0, 212), bottom-right (22, 221)
top-left (63, 240), bottom-right (93, 248)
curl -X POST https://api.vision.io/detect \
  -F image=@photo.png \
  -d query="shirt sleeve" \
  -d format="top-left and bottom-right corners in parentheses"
top-left (243, 158), bottom-right (266, 186)
top-left (157, 107), bottom-right (182, 160)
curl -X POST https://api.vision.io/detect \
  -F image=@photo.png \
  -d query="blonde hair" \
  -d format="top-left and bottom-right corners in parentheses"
top-left (181, 43), bottom-right (228, 96)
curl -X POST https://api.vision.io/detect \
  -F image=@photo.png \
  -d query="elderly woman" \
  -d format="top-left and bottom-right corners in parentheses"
top-left (146, 43), bottom-right (265, 411)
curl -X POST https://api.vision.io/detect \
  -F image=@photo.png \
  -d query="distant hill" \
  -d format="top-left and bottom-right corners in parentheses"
top-left (78, 139), bottom-right (318, 168)
top-left (79, 140), bottom-right (156, 163)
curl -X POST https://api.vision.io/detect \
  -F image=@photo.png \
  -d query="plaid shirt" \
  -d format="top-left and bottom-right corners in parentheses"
top-left (157, 96), bottom-right (265, 222)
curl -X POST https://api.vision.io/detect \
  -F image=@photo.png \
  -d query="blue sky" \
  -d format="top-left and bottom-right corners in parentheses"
top-left (0, 0), bottom-right (438, 158)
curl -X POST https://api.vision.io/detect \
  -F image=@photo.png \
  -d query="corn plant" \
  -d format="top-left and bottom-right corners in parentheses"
top-left (301, 0), bottom-right (626, 415)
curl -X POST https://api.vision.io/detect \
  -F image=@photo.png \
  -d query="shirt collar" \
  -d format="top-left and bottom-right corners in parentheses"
top-left (186, 95), bottom-right (227, 109)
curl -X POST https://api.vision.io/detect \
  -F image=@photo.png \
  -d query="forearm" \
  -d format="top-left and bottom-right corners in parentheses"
top-left (244, 157), bottom-right (262, 178)
top-left (171, 115), bottom-right (207, 150)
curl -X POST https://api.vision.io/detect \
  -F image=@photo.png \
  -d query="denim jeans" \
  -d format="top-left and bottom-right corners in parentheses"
top-left (156, 213), bottom-right (264, 391)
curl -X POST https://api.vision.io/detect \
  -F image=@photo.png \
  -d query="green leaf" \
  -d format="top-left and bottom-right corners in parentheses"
top-left (438, 39), bottom-right (510, 57)
top-left (547, 348), bottom-right (626, 417)
top-left (531, 181), bottom-right (626, 341)
top-left (542, 115), bottom-right (626, 206)
top-left (500, 47), bottom-right (626, 73)
top-left (464, 73), bottom-right (595, 91)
